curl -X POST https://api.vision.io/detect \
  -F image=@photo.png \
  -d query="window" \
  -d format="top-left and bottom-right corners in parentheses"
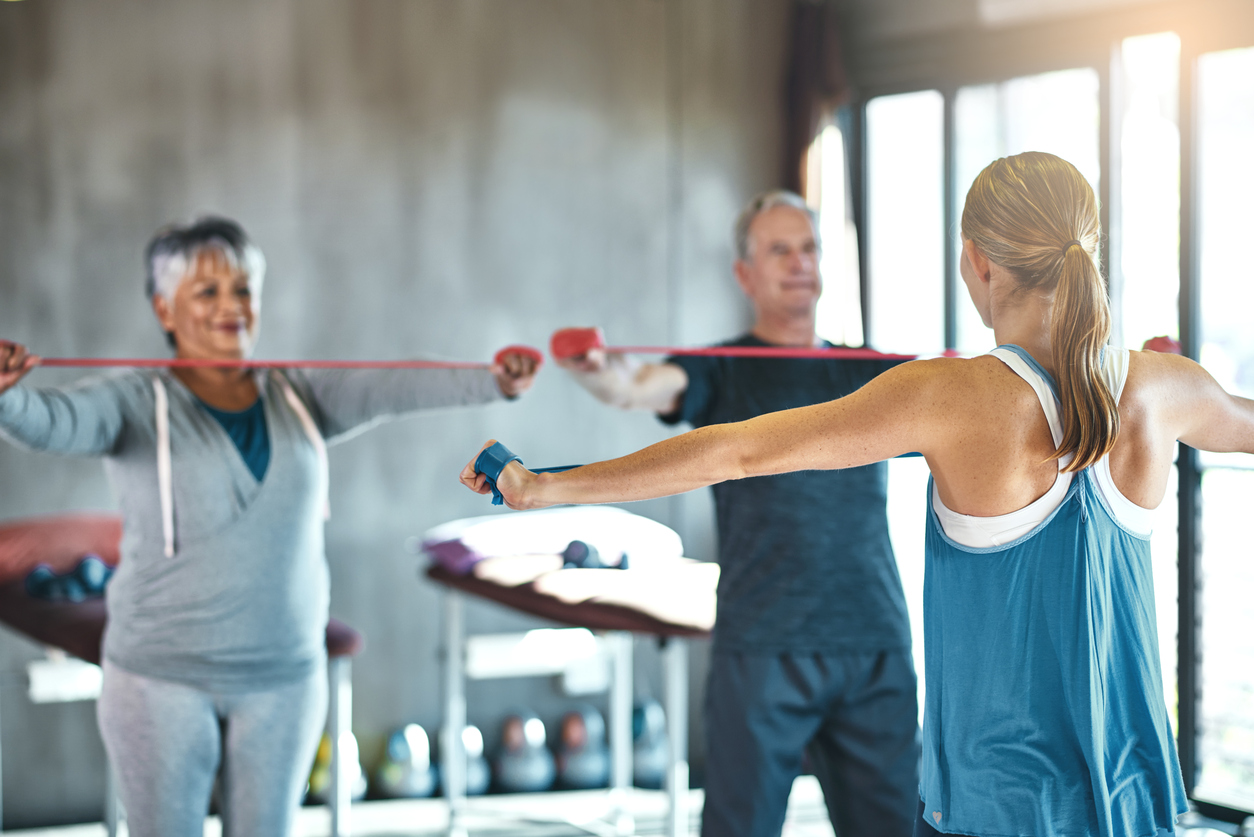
top-left (1115, 33), bottom-right (1181, 350)
top-left (1197, 46), bottom-right (1254, 403)
top-left (885, 454), bottom-right (930, 721)
top-left (853, 15), bottom-right (1254, 823)
top-left (1192, 43), bottom-right (1254, 814)
top-left (865, 90), bottom-right (945, 355)
top-left (864, 92), bottom-right (946, 719)
top-left (808, 119), bottom-right (865, 348)
top-left (952, 68), bottom-right (1101, 354)
top-left (1116, 30), bottom-right (1183, 738)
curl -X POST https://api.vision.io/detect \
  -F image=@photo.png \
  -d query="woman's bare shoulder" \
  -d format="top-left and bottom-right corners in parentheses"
top-left (894, 353), bottom-right (1033, 399)
top-left (1123, 348), bottom-right (1211, 406)
top-left (866, 354), bottom-right (1040, 441)
top-left (893, 354), bottom-right (1055, 484)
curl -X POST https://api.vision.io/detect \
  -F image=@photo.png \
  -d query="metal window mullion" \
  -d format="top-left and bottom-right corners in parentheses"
top-left (851, 101), bottom-right (870, 347)
top-left (942, 88), bottom-right (957, 352)
top-left (1101, 44), bottom-right (1122, 342)
top-left (1176, 41), bottom-right (1202, 797)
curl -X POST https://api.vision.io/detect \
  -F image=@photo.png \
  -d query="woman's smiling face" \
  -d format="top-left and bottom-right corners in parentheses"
top-left (152, 246), bottom-right (260, 359)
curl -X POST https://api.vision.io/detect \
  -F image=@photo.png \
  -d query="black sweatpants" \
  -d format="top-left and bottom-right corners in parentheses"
top-left (701, 649), bottom-right (919, 837)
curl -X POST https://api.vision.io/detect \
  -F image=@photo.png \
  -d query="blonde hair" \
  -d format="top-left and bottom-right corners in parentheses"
top-left (961, 152), bottom-right (1117, 472)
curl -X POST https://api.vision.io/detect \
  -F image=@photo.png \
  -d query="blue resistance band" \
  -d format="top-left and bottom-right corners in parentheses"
top-left (473, 441), bottom-right (580, 506)
top-left (473, 441), bottom-right (921, 506)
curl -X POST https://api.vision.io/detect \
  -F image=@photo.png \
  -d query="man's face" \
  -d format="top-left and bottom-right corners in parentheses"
top-left (734, 205), bottom-right (822, 318)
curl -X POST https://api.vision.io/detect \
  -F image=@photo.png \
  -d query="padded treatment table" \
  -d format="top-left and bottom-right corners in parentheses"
top-left (426, 552), bottom-right (716, 837)
top-left (0, 515), bottom-right (364, 836)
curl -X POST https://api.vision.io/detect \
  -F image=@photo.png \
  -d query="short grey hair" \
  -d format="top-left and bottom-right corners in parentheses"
top-left (733, 190), bottom-right (819, 261)
top-left (144, 216), bottom-right (266, 302)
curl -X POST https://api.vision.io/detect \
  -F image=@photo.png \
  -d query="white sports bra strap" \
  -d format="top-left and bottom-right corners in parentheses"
top-left (1103, 344), bottom-right (1130, 403)
top-left (988, 347), bottom-right (1070, 469)
top-left (1092, 347), bottom-right (1152, 536)
top-left (935, 345), bottom-right (1151, 546)
top-left (931, 347), bottom-right (1075, 548)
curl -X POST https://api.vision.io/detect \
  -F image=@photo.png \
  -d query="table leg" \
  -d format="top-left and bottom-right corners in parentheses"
top-left (663, 638), bottom-right (690, 837)
top-left (329, 655), bottom-right (353, 837)
top-left (105, 761), bottom-right (121, 837)
top-left (0, 692), bottom-right (4, 833)
top-left (607, 631), bottom-right (635, 835)
top-left (442, 590), bottom-right (468, 837)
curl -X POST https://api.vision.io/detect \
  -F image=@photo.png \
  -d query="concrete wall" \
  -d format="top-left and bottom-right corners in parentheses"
top-left (0, 0), bottom-right (788, 826)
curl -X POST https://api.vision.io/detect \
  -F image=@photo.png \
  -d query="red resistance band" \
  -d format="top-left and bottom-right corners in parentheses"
top-left (550, 327), bottom-right (919, 363)
top-left (38, 345), bottom-right (545, 371)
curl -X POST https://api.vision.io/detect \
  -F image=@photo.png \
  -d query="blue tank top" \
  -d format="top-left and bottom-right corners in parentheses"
top-left (919, 345), bottom-right (1188, 837)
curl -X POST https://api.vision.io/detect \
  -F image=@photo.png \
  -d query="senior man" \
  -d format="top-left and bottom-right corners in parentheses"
top-left (556, 191), bottom-right (919, 837)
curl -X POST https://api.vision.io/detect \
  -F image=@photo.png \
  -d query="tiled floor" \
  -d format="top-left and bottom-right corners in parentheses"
top-left (3, 776), bottom-right (836, 837)
top-left (6, 779), bottom-right (1244, 836)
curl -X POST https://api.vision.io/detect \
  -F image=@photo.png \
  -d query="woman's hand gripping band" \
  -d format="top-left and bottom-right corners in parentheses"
top-left (461, 440), bottom-right (579, 510)
top-left (0, 340), bottom-right (40, 397)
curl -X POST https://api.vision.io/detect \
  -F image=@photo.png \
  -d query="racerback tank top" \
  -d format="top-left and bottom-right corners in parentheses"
top-left (919, 344), bottom-right (1187, 837)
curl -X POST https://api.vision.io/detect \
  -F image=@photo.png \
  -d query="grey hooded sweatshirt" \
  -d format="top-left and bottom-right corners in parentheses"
top-left (0, 366), bottom-right (500, 690)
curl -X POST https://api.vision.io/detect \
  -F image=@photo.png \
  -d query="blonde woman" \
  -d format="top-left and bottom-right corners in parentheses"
top-left (463, 152), bottom-right (1254, 836)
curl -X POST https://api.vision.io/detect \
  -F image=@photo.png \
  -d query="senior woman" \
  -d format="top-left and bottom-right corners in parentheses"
top-left (0, 217), bottom-right (538, 837)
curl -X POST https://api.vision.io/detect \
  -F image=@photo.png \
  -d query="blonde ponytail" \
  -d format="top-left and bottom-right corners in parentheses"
top-left (1050, 242), bottom-right (1118, 471)
top-left (961, 152), bottom-right (1118, 472)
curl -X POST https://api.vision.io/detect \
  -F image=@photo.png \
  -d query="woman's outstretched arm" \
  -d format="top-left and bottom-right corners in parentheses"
top-left (1147, 351), bottom-right (1254, 454)
top-left (288, 347), bottom-right (539, 445)
top-left (0, 340), bottom-right (132, 457)
top-left (461, 359), bottom-right (946, 510)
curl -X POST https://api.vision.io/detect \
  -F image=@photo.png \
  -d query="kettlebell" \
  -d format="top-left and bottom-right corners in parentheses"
top-left (306, 730), bottom-right (368, 804)
top-left (492, 709), bottom-right (556, 793)
top-left (434, 724), bottom-right (491, 796)
top-left (555, 704), bottom-right (610, 789)
top-left (632, 698), bottom-right (668, 789)
top-left (374, 723), bottom-right (437, 799)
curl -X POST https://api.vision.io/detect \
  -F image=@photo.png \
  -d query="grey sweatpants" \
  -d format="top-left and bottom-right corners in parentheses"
top-left (98, 659), bottom-right (328, 837)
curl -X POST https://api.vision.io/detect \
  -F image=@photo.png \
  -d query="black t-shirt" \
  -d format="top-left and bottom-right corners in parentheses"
top-left (660, 334), bottom-right (912, 654)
